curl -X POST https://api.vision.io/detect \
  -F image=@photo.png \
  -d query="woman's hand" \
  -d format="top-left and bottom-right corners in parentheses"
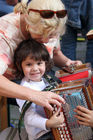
top-left (33, 91), bottom-right (65, 111)
top-left (62, 59), bottom-right (82, 73)
top-left (65, 59), bottom-right (82, 67)
top-left (53, 48), bottom-right (82, 73)
top-left (46, 107), bottom-right (65, 129)
top-left (74, 106), bottom-right (93, 127)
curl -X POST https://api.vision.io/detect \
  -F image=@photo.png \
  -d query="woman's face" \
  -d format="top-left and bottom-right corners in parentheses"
top-left (29, 32), bottom-right (51, 43)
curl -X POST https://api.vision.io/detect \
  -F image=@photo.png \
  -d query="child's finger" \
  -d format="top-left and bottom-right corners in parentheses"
top-left (54, 107), bottom-right (61, 116)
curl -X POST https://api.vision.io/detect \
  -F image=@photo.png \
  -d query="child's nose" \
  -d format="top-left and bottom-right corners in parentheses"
top-left (32, 65), bottom-right (38, 71)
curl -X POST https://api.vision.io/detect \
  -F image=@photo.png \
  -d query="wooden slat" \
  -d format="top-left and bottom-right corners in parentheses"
top-left (0, 96), bottom-right (8, 131)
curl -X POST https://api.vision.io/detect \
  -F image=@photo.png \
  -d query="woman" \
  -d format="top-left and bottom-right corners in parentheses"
top-left (0, 0), bottom-right (81, 111)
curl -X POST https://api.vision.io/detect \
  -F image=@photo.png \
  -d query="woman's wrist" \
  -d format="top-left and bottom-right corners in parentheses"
top-left (64, 59), bottom-right (72, 66)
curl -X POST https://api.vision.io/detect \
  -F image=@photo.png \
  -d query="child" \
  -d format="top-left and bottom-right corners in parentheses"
top-left (14, 39), bottom-right (65, 140)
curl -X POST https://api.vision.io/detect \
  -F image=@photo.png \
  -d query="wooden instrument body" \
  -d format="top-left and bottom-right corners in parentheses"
top-left (55, 63), bottom-right (93, 83)
top-left (45, 79), bottom-right (93, 140)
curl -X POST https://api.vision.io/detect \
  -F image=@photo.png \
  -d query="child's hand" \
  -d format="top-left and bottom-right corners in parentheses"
top-left (74, 106), bottom-right (93, 127)
top-left (46, 107), bottom-right (65, 129)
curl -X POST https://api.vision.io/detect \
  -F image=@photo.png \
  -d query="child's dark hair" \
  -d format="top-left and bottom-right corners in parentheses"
top-left (13, 39), bottom-right (53, 79)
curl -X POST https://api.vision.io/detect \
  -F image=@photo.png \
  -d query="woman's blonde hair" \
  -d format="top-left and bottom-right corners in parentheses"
top-left (14, 0), bottom-right (67, 38)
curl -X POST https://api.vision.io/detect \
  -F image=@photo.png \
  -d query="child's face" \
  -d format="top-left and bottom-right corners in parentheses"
top-left (21, 56), bottom-right (46, 82)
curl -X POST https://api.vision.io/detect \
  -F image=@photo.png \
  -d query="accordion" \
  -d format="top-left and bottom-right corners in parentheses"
top-left (55, 63), bottom-right (93, 83)
top-left (45, 79), bottom-right (93, 140)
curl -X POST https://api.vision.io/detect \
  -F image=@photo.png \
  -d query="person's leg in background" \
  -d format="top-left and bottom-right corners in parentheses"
top-left (0, 0), bottom-right (18, 17)
top-left (86, 40), bottom-right (93, 68)
top-left (85, 0), bottom-right (93, 68)
top-left (61, 25), bottom-right (77, 60)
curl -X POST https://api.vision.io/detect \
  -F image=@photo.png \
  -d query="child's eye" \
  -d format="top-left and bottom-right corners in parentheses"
top-left (26, 63), bottom-right (32, 66)
top-left (37, 62), bottom-right (41, 65)
top-left (37, 61), bottom-right (43, 65)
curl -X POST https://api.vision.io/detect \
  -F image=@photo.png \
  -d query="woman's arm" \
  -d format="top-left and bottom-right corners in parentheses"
top-left (53, 48), bottom-right (82, 68)
top-left (0, 75), bottom-right (65, 111)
